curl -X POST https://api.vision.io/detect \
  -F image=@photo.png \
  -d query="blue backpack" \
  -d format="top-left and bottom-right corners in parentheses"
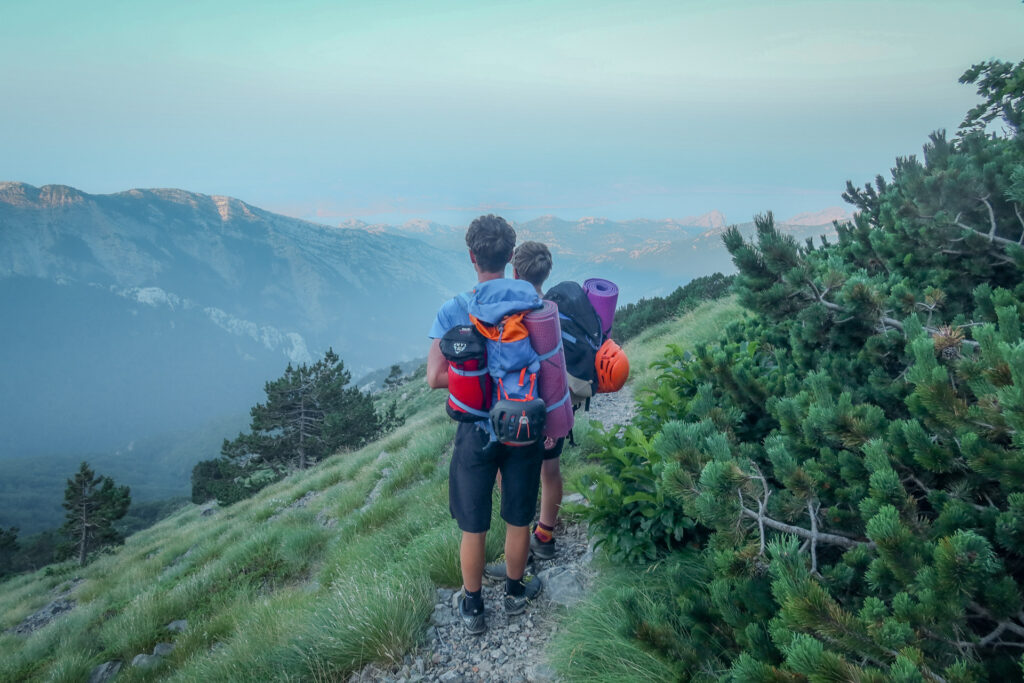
top-left (463, 279), bottom-right (548, 446)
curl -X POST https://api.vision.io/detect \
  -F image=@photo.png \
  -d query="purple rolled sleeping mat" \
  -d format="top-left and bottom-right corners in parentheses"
top-left (525, 300), bottom-right (574, 439)
top-left (583, 278), bottom-right (619, 337)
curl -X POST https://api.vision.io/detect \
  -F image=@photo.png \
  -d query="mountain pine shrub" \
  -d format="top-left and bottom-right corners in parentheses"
top-left (576, 59), bottom-right (1024, 680)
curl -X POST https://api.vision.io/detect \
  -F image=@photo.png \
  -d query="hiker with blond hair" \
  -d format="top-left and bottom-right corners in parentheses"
top-left (483, 241), bottom-right (564, 585)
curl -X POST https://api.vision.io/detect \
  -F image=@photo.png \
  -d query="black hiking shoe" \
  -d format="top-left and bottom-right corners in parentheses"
top-left (483, 564), bottom-right (542, 602)
top-left (457, 592), bottom-right (486, 635)
top-left (504, 575), bottom-right (543, 616)
top-left (530, 532), bottom-right (556, 560)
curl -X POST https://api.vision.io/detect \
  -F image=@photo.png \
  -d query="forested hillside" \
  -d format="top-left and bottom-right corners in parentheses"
top-left (560, 59), bottom-right (1024, 681)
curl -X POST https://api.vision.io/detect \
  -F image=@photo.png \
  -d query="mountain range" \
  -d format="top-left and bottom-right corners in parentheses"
top-left (341, 209), bottom-right (847, 297)
top-left (0, 181), bottom-right (845, 523)
top-left (0, 182), bottom-right (469, 460)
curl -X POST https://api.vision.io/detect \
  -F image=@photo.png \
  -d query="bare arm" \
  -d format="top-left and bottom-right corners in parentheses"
top-left (426, 338), bottom-right (448, 389)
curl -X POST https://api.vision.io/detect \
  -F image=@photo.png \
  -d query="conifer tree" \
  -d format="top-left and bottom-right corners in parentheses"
top-left (384, 364), bottom-right (404, 388)
top-left (221, 348), bottom-right (381, 472)
top-left (61, 462), bottom-right (130, 567)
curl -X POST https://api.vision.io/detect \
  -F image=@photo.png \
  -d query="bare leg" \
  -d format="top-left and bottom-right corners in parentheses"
top-left (504, 524), bottom-right (530, 581)
top-left (460, 531), bottom-right (487, 592)
top-left (539, 457), bottom-right (562, 529)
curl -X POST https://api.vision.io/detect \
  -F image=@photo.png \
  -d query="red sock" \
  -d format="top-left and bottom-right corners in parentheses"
top-left (534, 522), bottom-right (554, 543)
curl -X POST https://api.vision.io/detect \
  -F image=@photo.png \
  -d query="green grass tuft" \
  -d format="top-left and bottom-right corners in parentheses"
top-left (41, 645), bottom-right (99, 683)
top-left (548, 566), bottom-right (684, 682)
top-left (408, 525), bottom-right (463, 587)
top-left (295, 566), bottom-right (434, 679)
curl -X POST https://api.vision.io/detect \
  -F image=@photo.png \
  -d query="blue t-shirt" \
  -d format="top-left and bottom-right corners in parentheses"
top-left (429, 293), bottom-right (472, 339)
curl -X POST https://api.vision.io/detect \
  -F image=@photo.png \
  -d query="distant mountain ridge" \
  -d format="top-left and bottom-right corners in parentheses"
top-left (0, 182), bottom-right (470, 459)
top-left (680, 210), bottom-right (727, 229)
top-left (339, 209), bottom-right (848, 296)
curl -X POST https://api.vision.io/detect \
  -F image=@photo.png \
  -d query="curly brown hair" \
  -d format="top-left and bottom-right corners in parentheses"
top-left (512, 241), bottom-right (553, 288)
top-left (465, 215), bottom-right (516, 273)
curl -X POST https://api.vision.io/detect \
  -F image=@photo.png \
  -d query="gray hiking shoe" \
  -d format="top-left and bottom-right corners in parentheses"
top-left (530, 532), bottom-right (556, 560)
top-left (483, 559), bottom-right (509, 585)
top-left (504, 575), bottom-right (543, 616)
top-left (457, 591), bottom-right (486, 635)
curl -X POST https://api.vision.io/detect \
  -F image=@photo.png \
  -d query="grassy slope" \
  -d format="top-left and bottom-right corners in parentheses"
top-left (0, 375), bottom-right (462, 682)
top-left (0, 297), bottom-right (744, 682)
top-left (625, 295), bottom-right (746, 393)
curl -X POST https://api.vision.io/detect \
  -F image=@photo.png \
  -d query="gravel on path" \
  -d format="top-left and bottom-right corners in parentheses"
top-left (348, 387), bottom-right (637, 683)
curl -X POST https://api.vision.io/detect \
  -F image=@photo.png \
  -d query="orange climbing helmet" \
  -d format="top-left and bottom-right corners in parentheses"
top-left (595, 338), bottom-right (629, 393)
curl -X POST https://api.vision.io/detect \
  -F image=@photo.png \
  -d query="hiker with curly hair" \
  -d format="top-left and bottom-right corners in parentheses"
top-left (426, 215), bottom-right (544, 635)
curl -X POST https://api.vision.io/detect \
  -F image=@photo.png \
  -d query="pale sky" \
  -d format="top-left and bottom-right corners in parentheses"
top-left (2, 0), bottom-right (1022, 226)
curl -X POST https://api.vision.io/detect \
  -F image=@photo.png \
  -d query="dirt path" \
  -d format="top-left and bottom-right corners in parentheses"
top-left (349, 388), bottom-right (636, 683)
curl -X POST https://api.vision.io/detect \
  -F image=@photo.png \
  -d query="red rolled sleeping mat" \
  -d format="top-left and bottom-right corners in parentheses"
top-left (525, 300), bottom-right (574, 439)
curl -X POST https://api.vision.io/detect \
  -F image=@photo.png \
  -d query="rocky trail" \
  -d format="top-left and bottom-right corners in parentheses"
top-left (349, 388), bottom-right (636, 683)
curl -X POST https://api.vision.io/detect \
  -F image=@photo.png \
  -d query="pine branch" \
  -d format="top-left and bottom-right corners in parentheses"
top-left (739, 489), bottom-right (768, 556)
top-left (942, 612), bottom-right (1024, 654)
top-left (900, 474), bottom-right (990, 513)
top-left (979, 621), bottom-right (1012, 647)
top-left (740, 466), bottom-right (874, 550)
top-left (814, 292), bottom-right (981, 349)
top-left (816, 294), bottom-right (842, 312)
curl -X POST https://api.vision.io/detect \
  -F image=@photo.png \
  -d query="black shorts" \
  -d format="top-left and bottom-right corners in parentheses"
top-left (449, 422), bottom-right (543, 533)
top-left (542, 437), bottom-right (565, 461)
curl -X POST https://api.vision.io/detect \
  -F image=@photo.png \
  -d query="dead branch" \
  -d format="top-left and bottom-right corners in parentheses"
top-left (955, 215), bottom-right (1018, 248)
top-left (981, 195), bottom-right (998, 241)
top-left (807, 500), bottom-right (820, 574)
top-left (738, 505), bottom-right (875, 549)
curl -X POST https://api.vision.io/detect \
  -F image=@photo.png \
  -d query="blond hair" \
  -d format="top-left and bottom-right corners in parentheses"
top-left (512, 241), bottom-right (553, 288)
